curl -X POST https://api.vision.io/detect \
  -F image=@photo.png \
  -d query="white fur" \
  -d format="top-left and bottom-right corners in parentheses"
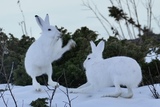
top-left (24, 14), bottom-right (76, 91)
top-left (70, 40), bottom-right (142, 98)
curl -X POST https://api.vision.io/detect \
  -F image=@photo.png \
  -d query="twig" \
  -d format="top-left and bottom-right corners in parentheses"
top-left (17, 0), bottom-right (28, 36)
top-left (7, 62), bottom-right (14, 84)
top-left (82, 1), bottom-right (111, 36)
top-left (147, 67), bottom-right (160, 99)
top-left (7, 62), bottom-right (18, 107)
top-left (131, 0), bottom-right (141, 35)
top-left (126, 0), bottom-right (136, 38)
top-left (59, 87), bottom-right (78, 107)
top-left (148, 84), bottom-right (160, 99)
top-left (45, 85), bottom-right (58, 107)
top-left (58, 71), bottom-right (77, 107)
top-left (0, 92), bottom-right (8, 107)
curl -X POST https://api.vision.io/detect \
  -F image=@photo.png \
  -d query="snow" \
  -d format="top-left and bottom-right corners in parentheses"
top-left (0, 84), bottom-right (160, 107)
top-left (145, 48), bottom-right (160, 63)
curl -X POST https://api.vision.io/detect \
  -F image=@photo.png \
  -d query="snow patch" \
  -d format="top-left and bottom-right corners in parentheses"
top-left (0, 84), bottom-right (160, 107)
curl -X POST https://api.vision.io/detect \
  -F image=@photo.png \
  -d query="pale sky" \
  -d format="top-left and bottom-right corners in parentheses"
top-left (0, 0), bottom-right (160, 39)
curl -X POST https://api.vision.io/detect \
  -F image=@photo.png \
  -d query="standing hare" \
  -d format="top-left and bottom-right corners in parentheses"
top-left (25, 14), bottom-right (76, 91)
top-left (70, 40), bottom-right (142, 98)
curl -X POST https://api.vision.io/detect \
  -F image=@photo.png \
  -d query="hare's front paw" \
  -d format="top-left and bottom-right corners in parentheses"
top-left (68, 88), bottom-right (79, 94)
top-left (33, 82), bottom-right (41, 91)
top-left (102, 92), bottom-right (121, 98)
top-left (68, 39), bottom-right (76, 48)
top-left (48, 81), bottom-right (59, 88)
top-left (120, 92), bottom-right (133, 98)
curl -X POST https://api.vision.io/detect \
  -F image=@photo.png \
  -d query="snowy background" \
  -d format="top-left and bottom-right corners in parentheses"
top-left (0, 84), bottom-right (160, 107)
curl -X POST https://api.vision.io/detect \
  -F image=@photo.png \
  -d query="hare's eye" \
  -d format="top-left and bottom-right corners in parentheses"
top-left (48, 28), bottom-right (51, 31)
top-left (88, 58), bottom-right (91, 60)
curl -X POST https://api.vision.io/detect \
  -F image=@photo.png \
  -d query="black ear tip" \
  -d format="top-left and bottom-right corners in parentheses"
top-left (35, 15), bottom-right (38, 17)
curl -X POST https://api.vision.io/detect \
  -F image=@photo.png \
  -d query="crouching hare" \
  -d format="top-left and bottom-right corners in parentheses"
top-left (70, 40), bottom-right (142, 98)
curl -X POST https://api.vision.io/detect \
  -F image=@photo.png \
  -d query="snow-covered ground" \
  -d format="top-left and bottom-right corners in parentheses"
top-left (0, 84), bottom-right (160, 107)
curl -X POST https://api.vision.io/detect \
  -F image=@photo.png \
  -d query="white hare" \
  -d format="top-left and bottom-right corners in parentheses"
top-left (70, 40), bottom-right (142, 98)
top-left (24, 14), bottom-right (76, 91)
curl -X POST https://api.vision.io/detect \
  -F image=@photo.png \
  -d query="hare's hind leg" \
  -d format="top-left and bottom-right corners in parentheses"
top-left (78, 82), bottom-right (90, 89)
top-left (47, 64), bottom-right (59, 87)
top-left (69, 84), bottom-right (94, 93)
top-left (120, 87), bottom-right (133, 98)
top-left (32, 77), bottom-right (41, 91)
top-left (103, 79), bottom-right (122, 98)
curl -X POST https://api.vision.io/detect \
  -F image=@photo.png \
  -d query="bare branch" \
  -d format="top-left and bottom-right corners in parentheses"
top-left (117, 21), bottom-right (125, 39)
top-left (126, 0), bottom-right (136, 38)
top-left (147, 67), bottom-right (160, 99)
top-left (82, 1), bottom-right (111, 36)
top-left (59, 87), bottom-right (78, 107)
top-left (130, 0), bottom-right (141, 35)
top-left (142, 0), bottom-right (154, 31)
top-left (0, 92), bottom-right (8, 107)
top-left (152, 14), bottom-right (160, 30)
top-left (45, 85), bottom-right (58, 107)
top-left (7, 63), bottom-right (18, 107)
top-left (17, 0), bottom-right (28, 36)
top-left (58, 71), bottom-right (78, 107)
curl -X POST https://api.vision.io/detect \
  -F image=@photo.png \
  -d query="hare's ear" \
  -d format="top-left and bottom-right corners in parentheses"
top-left (35, 15), bottom-right (45, 30)
top-left (45, 14), bottom-right (50, 25)
top-left (96, 40), bottom-right (105, 53)
top-left (90, 41), bottom-right (96, 53)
